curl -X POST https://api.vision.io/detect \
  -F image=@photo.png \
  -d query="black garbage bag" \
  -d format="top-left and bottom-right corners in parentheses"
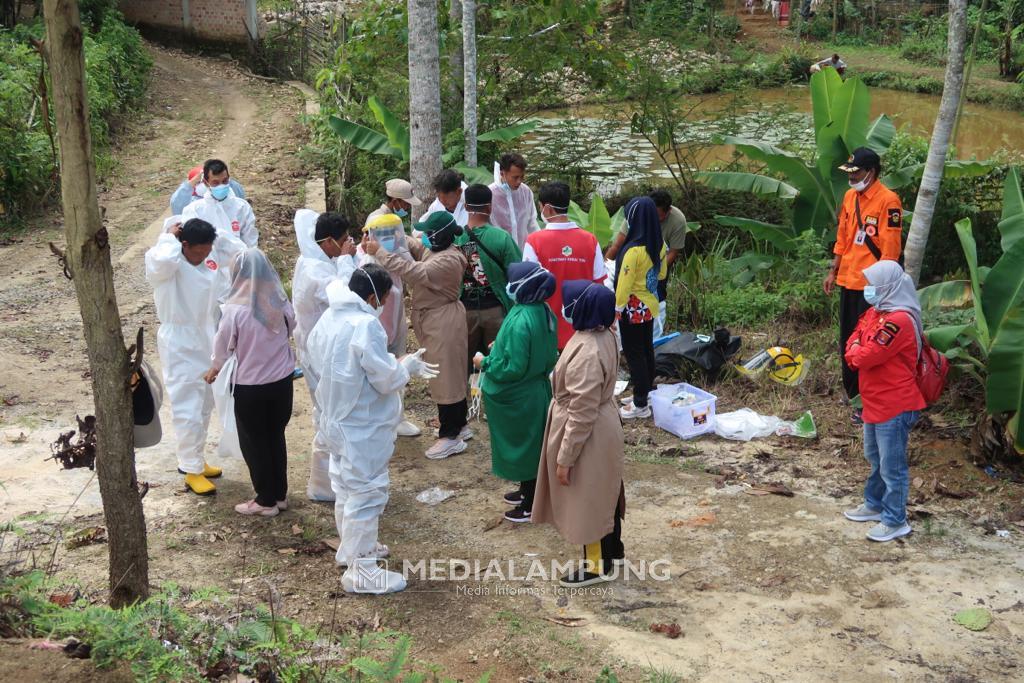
top-left (654, 328), bottom-right (741, 384)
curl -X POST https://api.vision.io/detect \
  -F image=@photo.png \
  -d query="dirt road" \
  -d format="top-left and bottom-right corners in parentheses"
top-left (1, 44), bottom-right (1023, 683)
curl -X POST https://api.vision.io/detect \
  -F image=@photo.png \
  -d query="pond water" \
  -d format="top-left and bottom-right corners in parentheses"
top-left (521, 86), bottom-right (1024, 195)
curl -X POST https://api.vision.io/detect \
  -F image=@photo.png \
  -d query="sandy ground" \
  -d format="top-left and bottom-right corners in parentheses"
top-left (2, 44), bottom-right (1024, 683)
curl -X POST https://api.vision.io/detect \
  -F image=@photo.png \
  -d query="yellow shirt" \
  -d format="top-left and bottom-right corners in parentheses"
top-left (615, 244), bottom-right (668, 324)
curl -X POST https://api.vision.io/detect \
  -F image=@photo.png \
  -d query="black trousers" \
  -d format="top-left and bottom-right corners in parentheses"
top-left (582, 484), bottom-right (625, 572)
top-left (234, 375), bottom-right (293, 507)
top-left (438, 399), bottom-right (468, 439)
top-left (620, 318), bottom-right (655, 407)
top-left (839, 287), bottom-right (871, 400)
top-left (519, 479), bottom-right (536, 511)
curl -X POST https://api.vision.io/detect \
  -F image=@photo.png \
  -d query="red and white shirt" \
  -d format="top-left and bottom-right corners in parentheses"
top-left (523, 221), bottom-right (606, 349)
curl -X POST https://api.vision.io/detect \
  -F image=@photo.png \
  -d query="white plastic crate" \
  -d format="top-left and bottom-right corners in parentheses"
top-left (650, 383), bottom-right (717, 439)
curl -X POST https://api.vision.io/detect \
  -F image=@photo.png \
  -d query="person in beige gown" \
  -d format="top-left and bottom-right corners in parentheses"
top-left (365, 211), bottom-right (471, 460)
top-left (532, 279), bottom-right (626, 587)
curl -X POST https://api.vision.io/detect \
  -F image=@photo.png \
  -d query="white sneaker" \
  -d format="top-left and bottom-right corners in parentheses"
top-left (341, 558), bottom-right (407, 594)
top-left (338, 543), bottom-right (390, 568)
top-left (843, 504), bottom-right (881, 522)
top-left (433, 425), bottom-right (474, 441)
top-left (397, 419), bottom-right (421, 437)
top-left (620, 392), bottom-right (651, 406)
top-left (425, 438), bottom-right (467, 460)
top-left (619, 403), bottom-right (652, 420)
top-left (866, 522), bottom-right (912, 542)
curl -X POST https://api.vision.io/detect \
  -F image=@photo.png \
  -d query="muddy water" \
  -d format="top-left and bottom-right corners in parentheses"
top-left (524, 86), bottom-right (1023, 194)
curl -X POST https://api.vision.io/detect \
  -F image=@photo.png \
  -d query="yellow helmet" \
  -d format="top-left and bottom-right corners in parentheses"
top-left (736, 346), bottom-right (808, 386)
top-left (364, 212), bottom-right (403, 232)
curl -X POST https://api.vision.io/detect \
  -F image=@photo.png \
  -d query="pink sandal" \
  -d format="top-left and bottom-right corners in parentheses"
top-left (234, 500), bottom-right (279, 517)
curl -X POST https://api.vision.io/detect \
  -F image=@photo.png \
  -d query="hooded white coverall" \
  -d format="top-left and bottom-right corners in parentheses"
top-left (181, 188), bottom-right (258, 254)
top-left (144, 231), bottom-right (225, 474)
top-left (292, 209), bottom-right (356, 501)
top-left (421, 181), bottom-right (469, 228)
top-left (488, 181), bottom-right (540, 250)
top-left (305, 280), bottom-right (410, 569)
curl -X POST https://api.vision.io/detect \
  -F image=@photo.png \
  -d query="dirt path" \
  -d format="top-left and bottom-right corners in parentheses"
top-left (2, 42), bottom-right (1024, 683)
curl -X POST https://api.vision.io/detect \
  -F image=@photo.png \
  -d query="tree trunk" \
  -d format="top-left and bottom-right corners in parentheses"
top-left (904, 0), bottom-right (968, 285)
top-left (447, 0), bottom-right (463, 114)
top-left (462, 0), bottom-right (477, 167)
top-left (42, 0), bottom-right (149, 607)
top-left (832, 0), bottom-right (838, 40)
top-left (408, 0), bottom-right (443, 219)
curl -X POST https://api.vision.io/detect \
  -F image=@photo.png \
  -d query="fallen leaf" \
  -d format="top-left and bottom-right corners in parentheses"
top-left (48, 591), bottom-right (78, 607)
top-left (954, 608), bottom-right (992, 631)
top-left (543, 616), bottom-right (586, 627)
top-left (321, 536), bottom-right (340, 551)
top-left (912, 477), bottom-right (924, 489)
top-left (291, 524), bottom-right (303, 536)
top-left (649, 622), bottom-right (683, 639)
top-left (276, 548), bottom-right (297, 555)
top-left (748, 482), bottom-right (794, 497)
top-left (65, 526), bottom-right (106, 550)
top-left (669, 512), bottom-right (717, 528)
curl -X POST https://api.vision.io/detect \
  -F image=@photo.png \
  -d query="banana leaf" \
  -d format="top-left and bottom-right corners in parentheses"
top-left (809, 68), bottom-right (844, 138)
top-left (882, 160), bottom-right (995, 190)
top-left (327, 116), bottom-right (404, 160)
top-left (985, 306), bottom-right (1024, 450)
top-left (865, 114), bottom-right (896, 154)
top-left (830, 77), bottom-right (870, 152)
top-left (477, 120), bottom-right (539, 142)
top-left (924, 323), bottom-right (978, 352)
top-left (998, 166), bottom-right (1024, 252)
top-left (917, 280), bottom-right (973, 312)
top-left (954, 218), bottom-right (990, 345)
top-left (727, 251), bottom-right (776, 287)
top-left (588, 193), bottom-right (613, 248)
top-left (714, 215), bottom-right (796, 252)
top-left (453, 163), bottom-right (493, 185)
top-left (610, 207), bottom-right (626, 236)
top-left (567, 200), bottom-right (589, 230)
top-left (981, 232), bottom-right (1024, 342)
top-left (698, 172), bottom-right (799, 199)
top-left (367, 96), bottom-right (410, 161)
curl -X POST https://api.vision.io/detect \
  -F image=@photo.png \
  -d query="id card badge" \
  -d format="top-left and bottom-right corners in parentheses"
top-left (854, 229), bottom-right (867, 245)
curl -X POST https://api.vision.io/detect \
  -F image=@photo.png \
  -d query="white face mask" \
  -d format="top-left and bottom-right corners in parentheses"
top-left (361, 269), bottom-right (384, 318)
top-left (849, 173), bottom-right (872, 193)
top-left (541, 204), bottom-right (568, 223)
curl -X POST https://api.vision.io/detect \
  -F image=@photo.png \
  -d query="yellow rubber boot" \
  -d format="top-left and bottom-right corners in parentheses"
top-left (184, 473), bottom-right (216, 496)
top-left (178, 463), bottom-right (222, 478)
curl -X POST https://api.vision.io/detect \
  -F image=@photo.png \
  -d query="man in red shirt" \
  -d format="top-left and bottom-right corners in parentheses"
top-left (522, 182), bottom-right (606, 349)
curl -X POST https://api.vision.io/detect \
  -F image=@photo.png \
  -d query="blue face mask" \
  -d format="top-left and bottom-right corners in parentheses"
top-left (863, 285), bottom-right (880, 305)
top-left (379, 236), bottom-right (396, 252)
top-left (210, 184), bottom-right (230, 201)
top-left (395, 208), bottom-right (408, 218)
top-left (501, 182), bottom-right (511, 192)
top-left (421, 233), bottom-right (433, 249)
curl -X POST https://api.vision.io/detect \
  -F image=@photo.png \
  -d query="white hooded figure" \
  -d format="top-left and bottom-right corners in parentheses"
top-left (144, 217), bottom-right (226, 494)
top-left (181, 183), bottom-right (256, 268)
top-left (291, 209), bottom-right (356, 502)
top-left (489, 156), bottom-right (540, 249)
top-left (305, 269), bottom-right (438, 594)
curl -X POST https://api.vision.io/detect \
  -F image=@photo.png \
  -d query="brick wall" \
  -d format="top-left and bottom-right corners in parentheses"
top-left (119, 0), bottom-right (260, 43)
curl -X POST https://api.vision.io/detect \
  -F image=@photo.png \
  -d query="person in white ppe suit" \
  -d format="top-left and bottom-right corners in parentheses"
top-left (306, 264), bottom-right (439, 594)
top-left (144, 218), bottom-right (225, 495)
top-left (170, 163), bottom-right (246, 215)
top-left (421, 169), bottom-right (468, 228)
top-left (181, 159), bottom-right (258, 260)
top-left (292, 209), bottom-right (357, 502)
top-left (488, 152), bottom-right (540, 250)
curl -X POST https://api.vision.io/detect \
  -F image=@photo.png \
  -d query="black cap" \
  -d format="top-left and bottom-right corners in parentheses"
top-left (838, 147), bottom-right (881, 173)
top-left (464, 183), bottom-right (492, 207)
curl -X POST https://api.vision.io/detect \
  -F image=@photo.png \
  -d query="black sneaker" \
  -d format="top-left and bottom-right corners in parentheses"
top-left (503, 490), bottom-right (523, 506)
top-left (503, 506), bottom-right (532, 523)
top-left (851, 409), bottom-right (864, 426)
top-left (558, 568), bottom-right (610, 587)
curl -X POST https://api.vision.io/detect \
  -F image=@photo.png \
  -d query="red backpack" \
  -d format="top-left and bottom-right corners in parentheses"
top-left (916, 335), bottom-right (949, 405)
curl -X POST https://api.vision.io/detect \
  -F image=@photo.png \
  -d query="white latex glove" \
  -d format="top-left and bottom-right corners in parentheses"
top-left (401, 348), bottom-right (440, 379)
top-left (472, 351), bottom-right (484, 369)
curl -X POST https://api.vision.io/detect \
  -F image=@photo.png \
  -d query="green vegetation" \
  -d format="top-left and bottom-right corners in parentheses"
top-left (0, 8), bottom-right (151, 222)
top-left (0, 571), bottom-right (491, 682)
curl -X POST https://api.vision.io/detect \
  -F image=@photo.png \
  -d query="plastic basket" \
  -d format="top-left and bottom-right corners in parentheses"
top-left (650, 383), bottom-right (717, 439)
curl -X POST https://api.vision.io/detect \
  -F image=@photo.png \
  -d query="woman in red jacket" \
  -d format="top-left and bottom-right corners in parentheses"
top-left (842, 261), bottom-right (925, 542)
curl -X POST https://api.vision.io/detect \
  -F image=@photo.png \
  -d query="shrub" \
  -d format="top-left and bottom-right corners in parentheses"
top-left (0, 10), bottom-right (150, 222)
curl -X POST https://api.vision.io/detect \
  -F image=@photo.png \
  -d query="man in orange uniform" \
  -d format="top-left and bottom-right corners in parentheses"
top-left (822, 147), bottom-right (904, 423)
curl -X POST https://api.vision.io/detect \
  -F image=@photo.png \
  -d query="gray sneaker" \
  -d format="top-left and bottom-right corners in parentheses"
top-left (866, 522), bottom-right (912, 542)
top-left (844, 504), bottom-right (882, 522)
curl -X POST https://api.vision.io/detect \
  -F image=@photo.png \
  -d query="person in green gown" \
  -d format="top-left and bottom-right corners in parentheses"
top-left (474, 261), bottom-right (559, 523)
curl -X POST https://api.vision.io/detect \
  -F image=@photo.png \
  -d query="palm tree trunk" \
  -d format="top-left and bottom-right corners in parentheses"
top-left (462, 0), bottom-right (477, 167)
top-left (42, 0), bottom-right (149, 607)
top-left (447, 0), bottom-right (463, 113)
top-left (904, 0), bottom-right (968, 285)
top-left (408, 0), bottom-right (443, 218)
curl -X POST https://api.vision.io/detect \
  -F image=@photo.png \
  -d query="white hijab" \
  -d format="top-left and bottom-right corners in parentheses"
top-left (226, 248), bottom-right (291, 333)
top-left (863, 260), bottom-right (922, 352)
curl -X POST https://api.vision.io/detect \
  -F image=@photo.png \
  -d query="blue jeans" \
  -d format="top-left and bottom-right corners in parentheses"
top-left (862, 410), bottom-right (918, 527)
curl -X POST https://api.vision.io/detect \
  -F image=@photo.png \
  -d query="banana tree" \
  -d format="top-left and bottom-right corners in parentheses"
top-left (567, 193), bottom-right (621, 249)
top-left (920, 167), bottom-right (1024, 452)
top-left (328, 96), bottom-right (537, 167)
top-left (700, 70), bottom-right (992, 250)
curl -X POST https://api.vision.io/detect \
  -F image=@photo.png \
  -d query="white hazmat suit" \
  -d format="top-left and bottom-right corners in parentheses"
top-left (307, 280), bottom-right (433, 592)
top-left (181, 188), bottom-right (258, 259)
top-left (144, 228), bottom-right (225, 475)
top-left (291, 209), bottom-right (356, 501)
top-left (489, 180), bottom-right (540, 249)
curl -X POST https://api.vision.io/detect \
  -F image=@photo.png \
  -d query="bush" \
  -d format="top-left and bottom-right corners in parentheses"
top-left (0, 10), bottom-right (150, 221)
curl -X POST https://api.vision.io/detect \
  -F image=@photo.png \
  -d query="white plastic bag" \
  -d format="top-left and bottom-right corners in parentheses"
top-left (415, 487), bottom-right (455, 505)
top-left (212, 355), bottom-right (243, 458)
top-left (713, 408), bottom-right (782, 441)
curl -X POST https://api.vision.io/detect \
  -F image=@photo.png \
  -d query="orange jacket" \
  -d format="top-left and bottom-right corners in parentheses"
top-left (833, 181), bottom-right (903, 290)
